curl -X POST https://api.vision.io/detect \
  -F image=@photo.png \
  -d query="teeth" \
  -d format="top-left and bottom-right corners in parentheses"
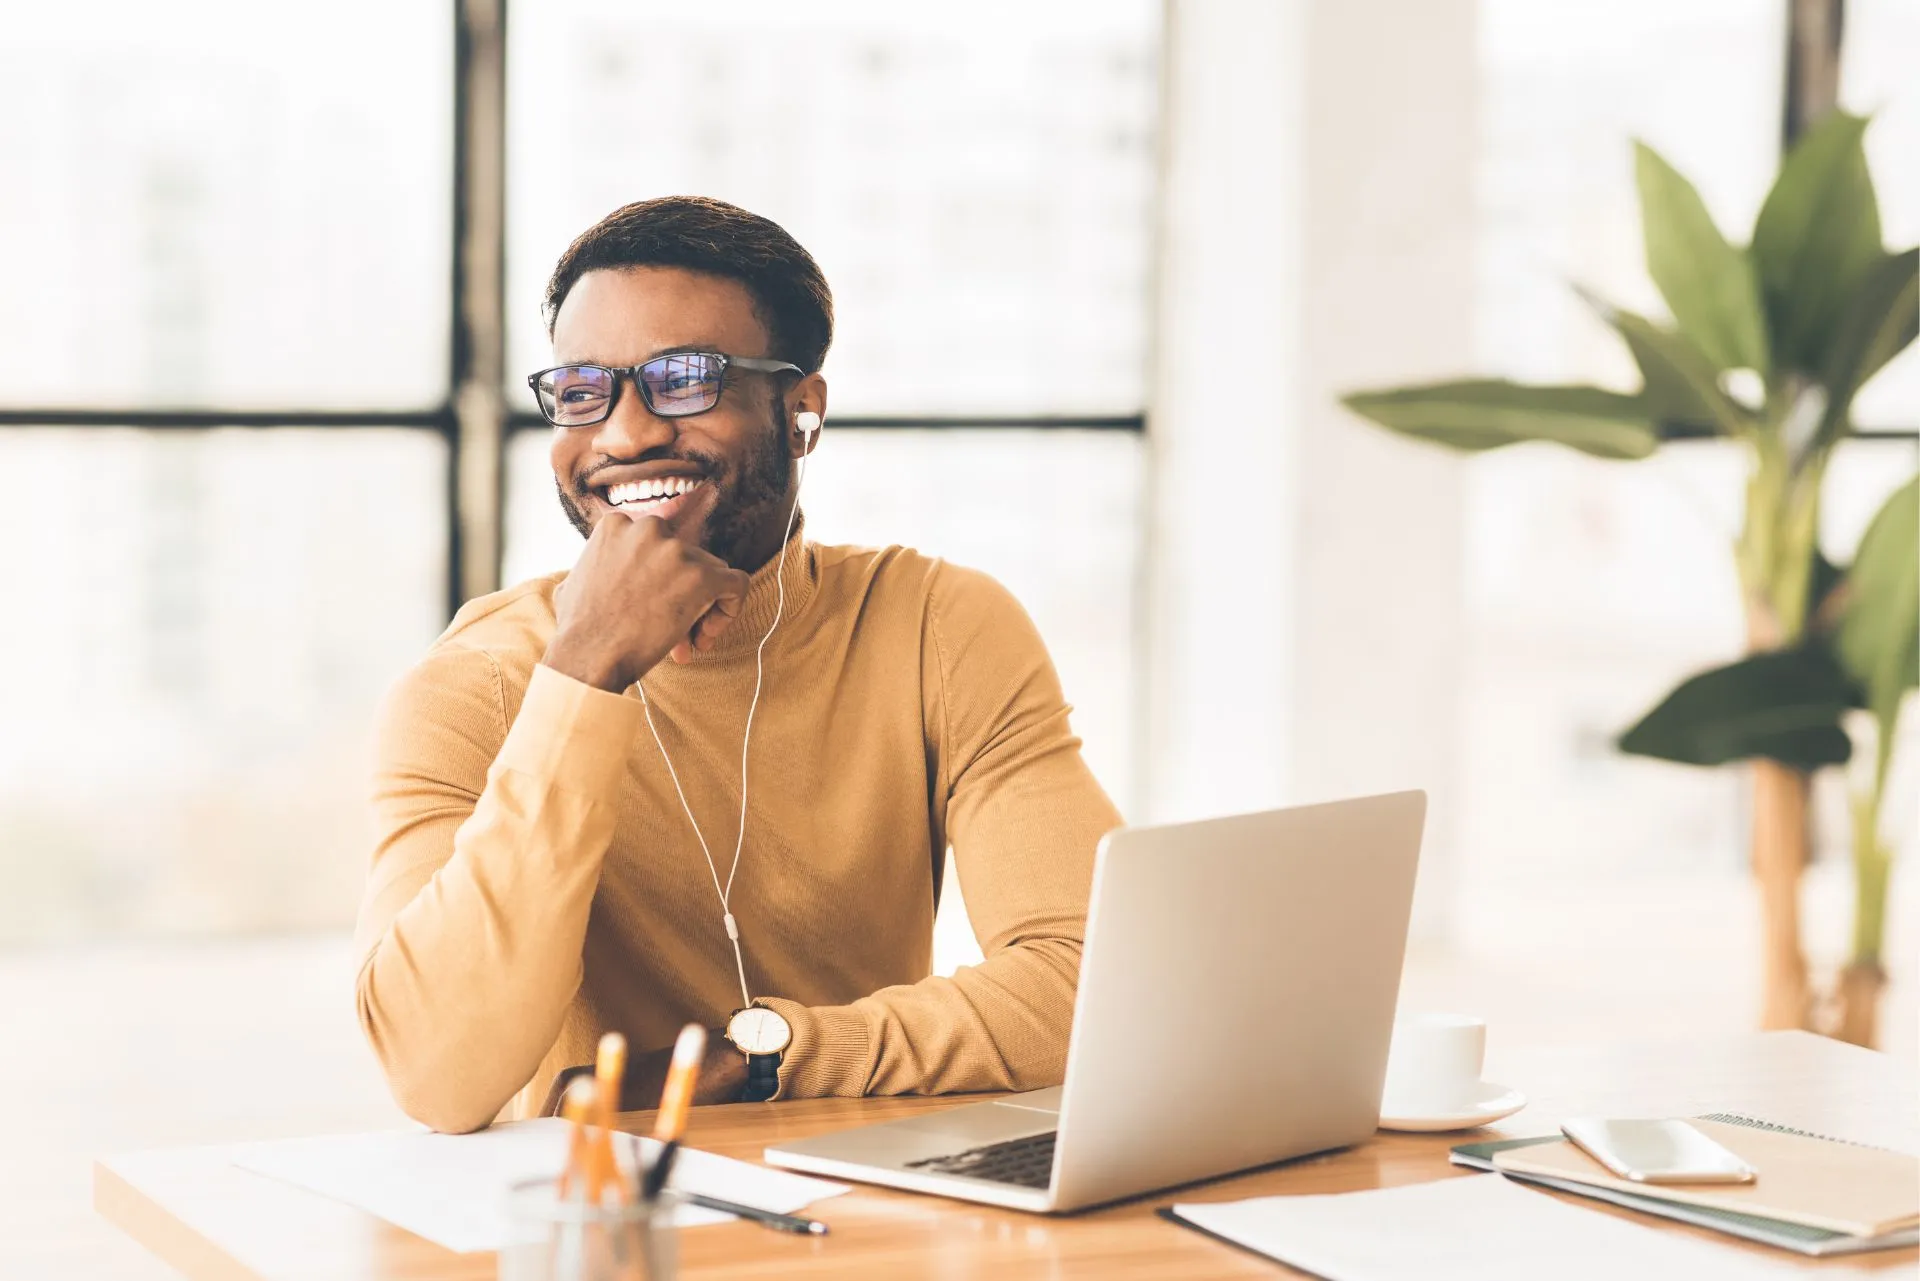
top-left (606, 477), bottom-right (701, 506)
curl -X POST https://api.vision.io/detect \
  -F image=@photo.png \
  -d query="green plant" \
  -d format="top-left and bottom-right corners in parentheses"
top-left (1341, 111), bottom-right (1919, 1045)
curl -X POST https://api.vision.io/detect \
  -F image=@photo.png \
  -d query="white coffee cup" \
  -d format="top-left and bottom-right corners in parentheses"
top-left (1380, 1012), bottom-right (1487, 1115)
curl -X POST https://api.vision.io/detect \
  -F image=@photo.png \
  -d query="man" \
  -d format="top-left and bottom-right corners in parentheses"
top-left (355, 196), bottom-right (1122, 1132)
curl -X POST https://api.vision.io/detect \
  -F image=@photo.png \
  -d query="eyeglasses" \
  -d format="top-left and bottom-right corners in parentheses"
top-left (527, 352), bottom-right (803, 427)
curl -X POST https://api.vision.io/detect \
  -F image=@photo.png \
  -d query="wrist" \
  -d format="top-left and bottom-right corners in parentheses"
top-left (701, 1033), bottom-right (750, 1103)
top-left (540, 634), bottom-right (629, 693)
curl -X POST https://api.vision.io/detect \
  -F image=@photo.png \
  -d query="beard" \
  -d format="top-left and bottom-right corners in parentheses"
top-left (555, 403), bottom-right (793, 571)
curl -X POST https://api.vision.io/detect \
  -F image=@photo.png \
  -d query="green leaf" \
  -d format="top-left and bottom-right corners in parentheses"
top-left (1340, 380), bottom-right (1658, 460)
top-left (1578, 289), bottom-right (1749, 437)
top-left (1618, 647), bottom-right (1856, 769)
top-left (1818, 248), bottom-right (1920, 441)
top-left (1751, 111), bottom-right (1884, 375)
top-left (1635, 141), bottom-right (1769, 374)
top-left (1835, 475), bottom-right (1920, 792)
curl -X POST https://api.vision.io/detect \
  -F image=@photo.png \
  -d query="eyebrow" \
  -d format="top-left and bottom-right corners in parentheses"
top-left (554, 344), bottom-right (721, 367)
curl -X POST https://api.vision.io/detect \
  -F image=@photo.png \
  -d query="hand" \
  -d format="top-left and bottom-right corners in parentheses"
top-left (616, 1030), bottom-right (749, 1111)
top-left (542, 515), bottom-right (752, 692)
top-left (541, 1028), bottom-right (749, 1115)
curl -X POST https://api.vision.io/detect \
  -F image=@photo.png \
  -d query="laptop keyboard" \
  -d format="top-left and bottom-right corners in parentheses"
top-left (905, 1131), bottom-right (1057, 1189)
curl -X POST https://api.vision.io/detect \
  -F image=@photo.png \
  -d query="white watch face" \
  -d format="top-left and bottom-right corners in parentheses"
top-left (727, 1005), bottom-right (792, 1055)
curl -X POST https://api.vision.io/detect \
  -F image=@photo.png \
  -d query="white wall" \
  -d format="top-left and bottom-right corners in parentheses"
top-left (1145, 0), bottom-right (1475, 938)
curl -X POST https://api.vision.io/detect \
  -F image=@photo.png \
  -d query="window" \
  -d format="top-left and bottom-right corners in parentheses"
top-left (505, 428), bottom-right (1142, 800)
top-left (505, 0), bottom-right (1159, 417)
top-left (0, 0), bottom-right (454, 945)
top-left (503, 0), bottom-right (1162, 820)
top-left (2, 0), bottom-right (1160, 952)
top-left (503, 2), bottom-right (1161, 971)
top-left (0, 430), bottom-right (446, 945)
top-left (0, 0), bottom-right (451, 409)
top-left (1468, 0), bottom-right (1919, 881)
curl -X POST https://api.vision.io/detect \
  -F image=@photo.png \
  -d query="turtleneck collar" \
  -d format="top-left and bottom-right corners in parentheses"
top-left (684, 513), bottom-right (817, 662)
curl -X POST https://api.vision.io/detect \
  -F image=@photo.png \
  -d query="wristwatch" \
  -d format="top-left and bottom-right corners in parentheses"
top-left (724, 1003), bottom-right (792, 1103)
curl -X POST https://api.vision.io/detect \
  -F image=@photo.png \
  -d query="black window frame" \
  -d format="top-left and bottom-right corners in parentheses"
top-left (0, 0), bottom-right (1144, 622)
top-left (8, 2), bottom-right (1910, 623)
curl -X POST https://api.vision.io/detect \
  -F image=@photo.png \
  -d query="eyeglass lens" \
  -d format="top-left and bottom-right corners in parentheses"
top-left (535, 354), bottom-right (727, 426)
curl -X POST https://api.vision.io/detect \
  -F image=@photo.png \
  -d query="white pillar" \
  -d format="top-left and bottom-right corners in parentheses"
top-left (1145, 0), bottom-right (1475, 938)
top-left (1141, 0), bottom-right (1305, 821)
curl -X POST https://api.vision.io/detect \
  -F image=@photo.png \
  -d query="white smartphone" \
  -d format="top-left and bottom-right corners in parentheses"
top-left (1561, 1118), bottom-right (1757, 1184)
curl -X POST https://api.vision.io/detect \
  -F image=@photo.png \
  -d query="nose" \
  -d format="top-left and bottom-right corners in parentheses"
top-left (586, 371), bottom-right (677, 459)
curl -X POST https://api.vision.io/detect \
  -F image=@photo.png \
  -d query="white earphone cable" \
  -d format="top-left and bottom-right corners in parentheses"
top-left (634, 437), bottom-right (810, 1013)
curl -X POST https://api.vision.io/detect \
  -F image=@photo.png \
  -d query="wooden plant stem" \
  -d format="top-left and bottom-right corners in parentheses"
top-left (1830, 790), bottom-right (1895, 1047)
top-left (1751, 759), bottom-right (1813, 1030)
top-left (1830, 961), bottom-right (1886, 1047)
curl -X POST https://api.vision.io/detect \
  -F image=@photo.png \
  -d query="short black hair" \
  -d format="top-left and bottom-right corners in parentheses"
top-left (543, 196), bottom-right (834, 375)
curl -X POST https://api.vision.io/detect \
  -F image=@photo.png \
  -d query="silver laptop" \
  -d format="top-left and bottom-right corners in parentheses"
top-left (763, 790), bottom-right (1426, 1213)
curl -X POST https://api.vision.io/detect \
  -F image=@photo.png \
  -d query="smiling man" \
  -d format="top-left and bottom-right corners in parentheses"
top-left (354, 196), bottom-right (1123, 1132)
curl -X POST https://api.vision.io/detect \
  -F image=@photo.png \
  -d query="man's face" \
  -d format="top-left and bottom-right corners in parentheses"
top-left (548, 265), bottom-right (795, 569)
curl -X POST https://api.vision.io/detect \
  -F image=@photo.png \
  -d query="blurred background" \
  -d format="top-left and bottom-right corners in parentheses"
top-left (2, 1), bottom-right (1914, 1276)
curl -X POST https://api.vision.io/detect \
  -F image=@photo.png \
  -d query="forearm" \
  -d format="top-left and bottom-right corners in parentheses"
top-left (356, 662), bottom-right (643, 1132)
top-left (764, 937), bottom-right (1082, 1099)
top-left (777, 563), bottom-right (1121, 1101)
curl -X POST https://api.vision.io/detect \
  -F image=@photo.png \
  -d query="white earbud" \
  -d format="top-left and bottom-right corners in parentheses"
top-left (795, 410), bottom-right (821, 439)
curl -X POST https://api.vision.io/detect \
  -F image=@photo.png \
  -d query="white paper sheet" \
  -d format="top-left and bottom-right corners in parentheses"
top-left (1172, 1175), bottom-right (1811, 1281)
top-left (231, 1118), bottom-right (847, 1253)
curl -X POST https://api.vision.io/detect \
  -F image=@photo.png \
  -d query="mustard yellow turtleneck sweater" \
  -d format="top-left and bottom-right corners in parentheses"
top-left (353, 529), bottom-right (1123, 1132)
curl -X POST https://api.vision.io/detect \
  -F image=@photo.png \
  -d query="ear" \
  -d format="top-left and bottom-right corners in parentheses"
top-left (784, 373), bottom-right (828, 459)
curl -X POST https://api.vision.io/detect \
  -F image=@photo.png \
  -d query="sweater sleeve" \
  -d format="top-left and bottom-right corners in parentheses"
top-left (763, 565), bottom-right (1122, 1098)
top-left (354, 652), bottom-right (646, 1132)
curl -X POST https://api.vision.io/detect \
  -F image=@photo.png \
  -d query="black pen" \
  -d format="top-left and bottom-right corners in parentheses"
top-left (627, 1136), bottom-right (830, 1236)
top-left (683, 1190), bottom-right (830, 1236)
top-left (640, 1137), bottom-right (679, 1201)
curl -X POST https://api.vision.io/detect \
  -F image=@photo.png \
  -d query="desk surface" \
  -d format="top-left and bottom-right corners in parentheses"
top-left (96, 1031), bottom-right (1917, 1280)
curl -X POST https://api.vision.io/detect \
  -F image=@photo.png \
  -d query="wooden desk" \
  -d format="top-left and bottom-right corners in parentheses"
top-left (96, 1031), bottom-right (1917, 1279)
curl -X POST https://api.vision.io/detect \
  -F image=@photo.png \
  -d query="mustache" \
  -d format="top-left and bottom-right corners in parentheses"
top-left (573, 446), bottom-right (721, 496)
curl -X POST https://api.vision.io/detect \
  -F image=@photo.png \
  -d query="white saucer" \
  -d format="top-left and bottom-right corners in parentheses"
top-left (1377, 1082), bottom-right (1527, 1133)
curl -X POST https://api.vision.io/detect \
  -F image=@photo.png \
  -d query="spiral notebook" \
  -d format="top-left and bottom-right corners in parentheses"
top-left (1161, 1173), bottom-right (1813, 1280)
top-left (1456, 1113), bottom-right (1919, 1256)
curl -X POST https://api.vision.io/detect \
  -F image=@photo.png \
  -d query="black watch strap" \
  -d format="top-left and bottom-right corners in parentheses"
top-left (741, 1052), bottom-right (781, 1103)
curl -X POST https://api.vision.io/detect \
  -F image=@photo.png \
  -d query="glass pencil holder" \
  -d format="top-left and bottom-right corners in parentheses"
top-left (498, 1177), bottom-right (677, 1281)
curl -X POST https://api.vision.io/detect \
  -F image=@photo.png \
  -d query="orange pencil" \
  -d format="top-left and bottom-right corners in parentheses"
top-left (654, 1024), bottom-right (705, 1142)
top-left (556, 1075), bottom-right (596, 1199)
top-left (591, 1032), bottom-right (628, 1202)
top-left (641, 1024), bottom-right (707, 1201)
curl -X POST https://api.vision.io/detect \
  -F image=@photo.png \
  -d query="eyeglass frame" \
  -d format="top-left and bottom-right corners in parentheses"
top-left (525, 351), bottom-right (804, 427)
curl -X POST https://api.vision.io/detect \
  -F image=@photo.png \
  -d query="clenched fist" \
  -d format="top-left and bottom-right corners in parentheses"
top-left (542, 513), bottom-right (752, 693)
